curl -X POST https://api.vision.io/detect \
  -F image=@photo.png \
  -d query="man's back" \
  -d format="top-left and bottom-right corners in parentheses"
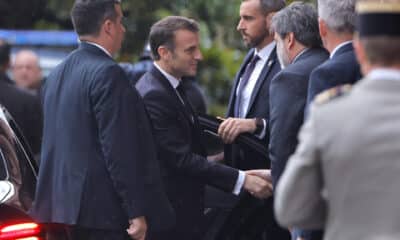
top-left (307, 43), bottom-right (362, 104)
top-left (33, 43), bottom-right (170, 230)
top-left (309, 76), bottom-right (400, 240)
top-left (278, 74), bottom-right (400, 240)
top-left (269, 47), bottom-right (329, 185)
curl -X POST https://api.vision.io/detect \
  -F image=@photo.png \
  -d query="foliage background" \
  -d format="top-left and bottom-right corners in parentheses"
top-left (0, 0), bottom-right (315, 115)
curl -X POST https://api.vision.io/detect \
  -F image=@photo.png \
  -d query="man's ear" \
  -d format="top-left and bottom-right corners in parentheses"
top-left (157, 46), bottom-right (170, 60)
top-left (103, 19), bottom-right (114, 37)
top-left (318, 18), bottom-right (327, 38)
top-left (286, 32), bottom-right (295, 50)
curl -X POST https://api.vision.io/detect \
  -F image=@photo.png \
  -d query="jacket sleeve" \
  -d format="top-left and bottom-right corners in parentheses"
top-left (269, 72), bottom-right (308, 186)
top-left (274, 107), bottom-right (326, 229)
top-left (142, 89), bottom-right (239, 193)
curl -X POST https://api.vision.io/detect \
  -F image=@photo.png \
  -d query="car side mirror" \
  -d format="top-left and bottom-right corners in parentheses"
top-left (0, 180), bottom-right (15, 204)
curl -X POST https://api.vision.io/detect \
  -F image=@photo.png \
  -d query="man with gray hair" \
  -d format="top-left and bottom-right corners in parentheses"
top-left (265, 4), bottom-right (328, 239)
top-left (306, 0), bottom-right (362, 107)
top-left (266, 5), bottom-right (328, 240)
top-left (268, 1), bottom-right (328, 186)
top-left (12, 49), bottom-right (43, 95)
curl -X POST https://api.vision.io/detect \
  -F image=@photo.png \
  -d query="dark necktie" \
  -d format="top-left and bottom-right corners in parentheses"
top-left (234, 54), bottom-right (260, 117)
top-left (176, 83), bottom-right (195, 123)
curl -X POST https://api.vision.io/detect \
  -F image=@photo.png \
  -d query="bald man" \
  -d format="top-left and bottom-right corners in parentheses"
top-left (12, 50), bottom-right (43, 94)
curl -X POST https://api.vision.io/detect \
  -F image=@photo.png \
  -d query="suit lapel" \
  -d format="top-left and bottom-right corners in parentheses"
top-left (245, 48), bottom-right (278, 117)
top-left (226, 49), bottom-right (255, 117)
top-left (149, 66), bottom-right (194, 125)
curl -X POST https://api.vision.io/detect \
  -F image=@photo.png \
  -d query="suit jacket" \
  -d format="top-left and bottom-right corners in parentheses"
top-left (0, 73), bottom-right (42, 158)
top-left (269, 47), bottom-right (329, 186)
top-left (301, 41), bottom-right (360, 240)
top-left (225, 47), bottom-right (280, 170)
top-left (31, 42), bottom-right (173, 231)
top-left (275, 73), bottom-right (400, 240)
top-left (307, 42), bottom-right (362, 105)
top-left (136, 65), bottom-right (238, 240)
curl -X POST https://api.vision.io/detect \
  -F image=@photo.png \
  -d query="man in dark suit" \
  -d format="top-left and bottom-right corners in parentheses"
top-left (307, 0), bottom-right (362, 107)
top-left (0, 39), bottom-right (42, 160)
top-left (268, 1), bottom-right (328, 194)
top-left (136, 16), bottom-right (272, 240)
top-left (217, 0), bottom-right (291, 239)
top-left (30, 1), bottom-right (173, 240)
top-left (299, 0), bottom-right (361, 239)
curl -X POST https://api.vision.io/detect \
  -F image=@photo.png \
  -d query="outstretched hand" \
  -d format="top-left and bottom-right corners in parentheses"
top-left (127, 216), bottom-right (147, 240)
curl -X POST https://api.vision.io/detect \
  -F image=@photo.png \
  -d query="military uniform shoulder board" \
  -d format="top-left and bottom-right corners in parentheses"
top-left (314, 84), bottom-right (352, 105)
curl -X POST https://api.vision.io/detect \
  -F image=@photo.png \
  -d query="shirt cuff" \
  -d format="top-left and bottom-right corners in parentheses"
top-left (255, 119), bottom-right (267, 139)
top-left (232, 170), bottom-right (246, 195)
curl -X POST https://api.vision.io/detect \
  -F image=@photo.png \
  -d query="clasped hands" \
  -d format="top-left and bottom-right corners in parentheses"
top-left (243, 169), bottom-right (273, 199)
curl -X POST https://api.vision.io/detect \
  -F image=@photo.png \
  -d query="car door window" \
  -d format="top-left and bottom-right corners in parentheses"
top-left (0, 107), bottom-right (37, 210)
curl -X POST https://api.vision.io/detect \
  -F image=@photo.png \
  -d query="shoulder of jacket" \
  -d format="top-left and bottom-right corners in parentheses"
top-left (314, 84), bottom-right (353, 105)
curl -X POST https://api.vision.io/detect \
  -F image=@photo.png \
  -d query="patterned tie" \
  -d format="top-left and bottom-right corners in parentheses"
top-left (234, 54), bottom-right (260, 117)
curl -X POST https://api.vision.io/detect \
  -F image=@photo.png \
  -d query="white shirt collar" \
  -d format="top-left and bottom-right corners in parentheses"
top-left (153, 62), bottom-right (180, 89)
top-left (368, 68), bottom-right (400, 81)
top-left (254, 42), bottom-right (275, 62)
top-left (84, 41), bottom-right (112, 57)
top-left (330, 41), bottom-right (352, 59)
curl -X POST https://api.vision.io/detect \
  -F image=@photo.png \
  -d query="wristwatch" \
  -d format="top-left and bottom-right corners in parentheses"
top-left (254, 118), bottom-right (264, 135)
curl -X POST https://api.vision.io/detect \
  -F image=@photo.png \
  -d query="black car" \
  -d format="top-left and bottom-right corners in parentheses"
top-left (0, 105), bottom-right (46, 240)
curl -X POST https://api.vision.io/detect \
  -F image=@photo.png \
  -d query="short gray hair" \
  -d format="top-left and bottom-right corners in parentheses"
top-left (318, 0), bottom-right (356, 33)
top-left (271, 2), bottom-right (322, 48)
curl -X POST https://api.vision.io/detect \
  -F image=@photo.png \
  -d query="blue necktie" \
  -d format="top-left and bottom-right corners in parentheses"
top-left (234, 54), bottom-right (260, 117)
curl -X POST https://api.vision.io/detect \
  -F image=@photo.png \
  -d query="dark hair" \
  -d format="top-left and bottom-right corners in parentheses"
top-left (271, 1), bottom-right (322, 48)
top-left (260, 0), bottom-right (286, 15)
top-left (242, 0), bottom-right (285, 15)
top-left (71, 0), bottom-right (119, 37)
top-left (0, 39), bottom-right (11, 67)
top-left (149, 16), bottom-right (199, 61)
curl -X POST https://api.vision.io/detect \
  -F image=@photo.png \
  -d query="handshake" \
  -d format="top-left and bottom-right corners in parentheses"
top-left (242, 169), bottom-right (273, 199)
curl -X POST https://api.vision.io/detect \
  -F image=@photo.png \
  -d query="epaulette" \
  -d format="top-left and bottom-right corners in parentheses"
top-left (314, 84), bottom-right (352, 105)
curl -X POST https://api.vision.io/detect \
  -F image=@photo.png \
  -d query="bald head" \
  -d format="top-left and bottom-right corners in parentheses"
top-left (12, 50), bottom-right (42, 91)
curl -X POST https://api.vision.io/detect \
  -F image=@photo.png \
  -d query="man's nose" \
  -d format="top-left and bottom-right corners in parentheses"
top-left (237, 19), bottom-right (244, 31)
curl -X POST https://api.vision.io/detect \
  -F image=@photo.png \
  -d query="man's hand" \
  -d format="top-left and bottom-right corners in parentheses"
top-left (246, 169), bottom-right (272, 182)
top-left (243, 171), bottom-right (273, 199)
top-left (218, 118), bottom-right (257, 144)
top-left (127, 216), bottom-right (147, 240)
top-left (207, 151), bottom-right (224, 162)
